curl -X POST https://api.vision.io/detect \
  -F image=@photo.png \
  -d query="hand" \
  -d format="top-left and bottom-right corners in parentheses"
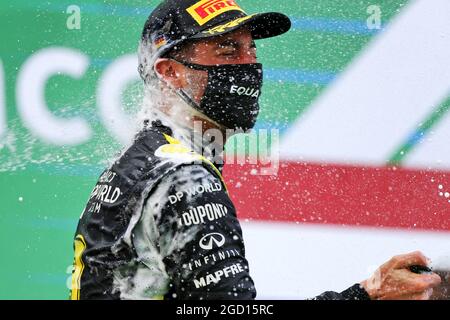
top-left (361, 251), bottom-right (441, 300)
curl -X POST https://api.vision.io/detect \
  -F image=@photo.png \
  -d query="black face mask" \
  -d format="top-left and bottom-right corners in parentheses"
top-left (172, 60), bottom-right (264, 131)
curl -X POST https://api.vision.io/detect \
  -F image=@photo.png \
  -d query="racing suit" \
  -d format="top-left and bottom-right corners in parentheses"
top-left (70, 113), bottom-right (370, 300)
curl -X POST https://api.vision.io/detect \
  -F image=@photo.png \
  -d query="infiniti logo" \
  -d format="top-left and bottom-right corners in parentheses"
top-left (199, 233), bottom-right (225, 250)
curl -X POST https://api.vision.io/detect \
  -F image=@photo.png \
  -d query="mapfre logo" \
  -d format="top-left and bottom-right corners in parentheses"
top-left (187, 0), bottom-right (245, 26)
top-left (199, 233), bottom-right (225, 250)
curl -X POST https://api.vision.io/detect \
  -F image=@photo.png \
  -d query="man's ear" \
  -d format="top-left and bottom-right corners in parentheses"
top-left (154, 58), bottom-right (187, 89)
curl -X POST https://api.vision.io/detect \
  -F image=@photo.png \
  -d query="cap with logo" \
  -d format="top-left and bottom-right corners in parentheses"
top-left (138, 0), bottom-right (291, 81)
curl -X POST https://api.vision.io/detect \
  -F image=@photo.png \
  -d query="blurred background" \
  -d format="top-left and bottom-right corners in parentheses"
top-left (0, 0), bottom-right (449, 299)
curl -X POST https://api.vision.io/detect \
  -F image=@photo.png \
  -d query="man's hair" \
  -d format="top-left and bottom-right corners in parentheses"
top-left (137, 37), bottom-right (158, 86)
top-left (138, 38), bottom-right (195, 87)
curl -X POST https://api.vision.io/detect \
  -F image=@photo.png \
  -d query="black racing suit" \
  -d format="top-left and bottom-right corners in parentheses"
top-left (70, 118), bottom-right (370, 300)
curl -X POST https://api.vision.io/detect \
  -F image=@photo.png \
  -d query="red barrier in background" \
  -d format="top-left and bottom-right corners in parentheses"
top-left (223, 162), bottom-right (450, 232)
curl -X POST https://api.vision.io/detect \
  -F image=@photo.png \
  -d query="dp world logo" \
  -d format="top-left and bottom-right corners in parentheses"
top-left (199, 233), bottom-right (225, 250)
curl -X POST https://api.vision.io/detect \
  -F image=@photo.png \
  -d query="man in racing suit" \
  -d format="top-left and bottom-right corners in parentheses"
top-left (70, 0), bottom-right (441, 300)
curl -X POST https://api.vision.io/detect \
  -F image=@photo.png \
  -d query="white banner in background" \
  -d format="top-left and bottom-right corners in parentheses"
top-left (243, 222), bottom-right (450, 299)
top-left (280, 0), bottom-right (450, 168)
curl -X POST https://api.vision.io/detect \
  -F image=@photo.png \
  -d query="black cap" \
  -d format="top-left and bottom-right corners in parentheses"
top-left (141, 0), bottom-right (291, 62)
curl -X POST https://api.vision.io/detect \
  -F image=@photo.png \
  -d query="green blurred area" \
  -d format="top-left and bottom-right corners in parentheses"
top-left (0, 0), bottom-right (408, 299)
